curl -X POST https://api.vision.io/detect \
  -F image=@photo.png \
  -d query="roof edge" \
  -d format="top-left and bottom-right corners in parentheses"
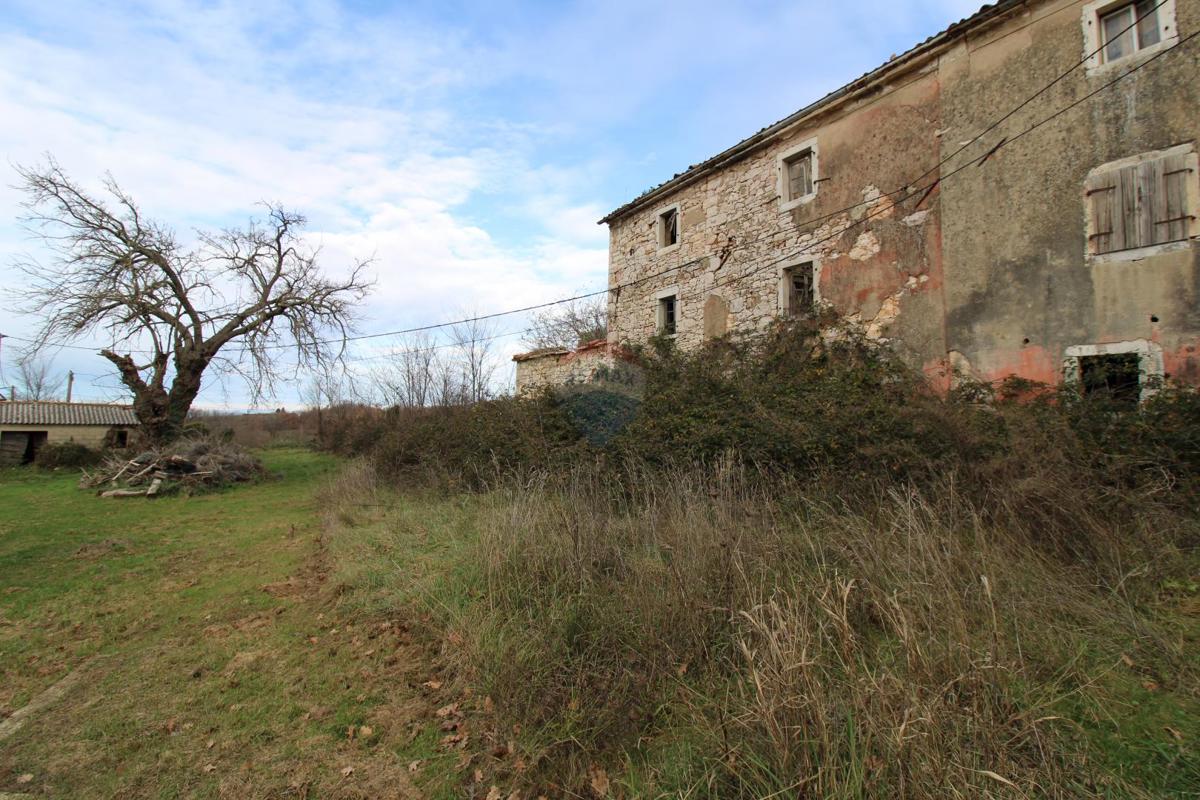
top-left (598, 0), bottom-right (1023, 225)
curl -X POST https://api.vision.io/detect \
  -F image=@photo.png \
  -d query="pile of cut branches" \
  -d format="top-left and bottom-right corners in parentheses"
top-left (82, 438), bottom-right (265, 498)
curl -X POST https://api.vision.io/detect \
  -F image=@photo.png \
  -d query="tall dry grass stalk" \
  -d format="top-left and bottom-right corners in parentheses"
top-left (454, 461), bottom-right (1195, 798)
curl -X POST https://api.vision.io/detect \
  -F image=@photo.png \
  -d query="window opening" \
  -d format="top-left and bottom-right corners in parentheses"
top-left (1100, 1), bottom-right (1161, 62)
top-left (658, 207), bottom-right (678, 248)
top-left (784, 150), bottom-right (814, 201)
top-left (658, 295), bottom-right (677, 336)
top-left (1079, 353), bottom-right (1141, 406)
top-left (784, 263), bottom-right (815, 316)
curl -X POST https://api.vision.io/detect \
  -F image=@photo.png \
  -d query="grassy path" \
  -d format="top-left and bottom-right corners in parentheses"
top-left (0, 449), bottom-right (449, 799)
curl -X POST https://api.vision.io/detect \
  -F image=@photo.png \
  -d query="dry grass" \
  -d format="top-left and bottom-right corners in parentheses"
top-left (416, 461), bottom-right (1200, 798)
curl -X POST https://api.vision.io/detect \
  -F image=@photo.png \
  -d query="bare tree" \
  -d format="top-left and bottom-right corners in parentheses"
top-left (16, 357), bottom-right (65, 400)
top-left (448, 315), bottom-right (499, 404)
top-left (524, 295), bottom-right (607, 350)
top-left (11, 159), bottom-right (373, 443)
top-left (375, 332), bottom-right (440, 408)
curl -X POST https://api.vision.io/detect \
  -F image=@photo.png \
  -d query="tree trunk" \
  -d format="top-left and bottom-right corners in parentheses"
top-left (108, 351), bottom-right (207, 445)
top-left (160, 361), bottom-right (207, 443)
top-left (131, 386), bottom-right (173, 445)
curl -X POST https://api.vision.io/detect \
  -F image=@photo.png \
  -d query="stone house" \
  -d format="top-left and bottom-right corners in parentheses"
top-left (0, 401), bottom-right (138, 465)
top-left (517, 0), bottom-right (1199, 401)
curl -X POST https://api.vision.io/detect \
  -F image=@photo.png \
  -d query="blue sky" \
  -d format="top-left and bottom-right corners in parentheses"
top-left (0, 0), bottom-right (980, 408)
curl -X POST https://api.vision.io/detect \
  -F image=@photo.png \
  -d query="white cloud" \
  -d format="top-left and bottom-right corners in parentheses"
top-left (0, 2), bottom-right (611, 407)
top-left (0, 0), bottom-right (989, 409)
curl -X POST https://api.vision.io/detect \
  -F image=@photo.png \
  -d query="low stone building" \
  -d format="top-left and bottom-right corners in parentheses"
top-left (0, 401), bottom-right (138, 465)
top-left (513, 339), bottom-right (629, 394)
top-left (518, 0), bottom-right (1199, 400)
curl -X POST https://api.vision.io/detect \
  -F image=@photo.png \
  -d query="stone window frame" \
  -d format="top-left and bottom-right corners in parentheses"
top-left (655, 285), bottom-right (680, 338)
top-left (1083, 142), bottom-right (1199, 265)
top-left (1062, 340), bottom-right (1164, 401)
top-left (777, 257), bottom-right (822, 314)
top-left (776, 137), bottom-right (819, 212)
top-left (654, 203), bottom-right (681, 253)
top-left (1081, 0), bottom-right (1177, 75)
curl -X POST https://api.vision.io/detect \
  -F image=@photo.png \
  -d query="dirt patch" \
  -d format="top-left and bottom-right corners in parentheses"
top-left (259, 577), bottom-right (305, 598)
top-left (72, 539), bottom-right (131, 560)
top-left (203, 612), bottom-right (276, 639)
top-left (221, 651), bottom-right (267, 676)
top-left (260, 534), bottom-right (332, 601)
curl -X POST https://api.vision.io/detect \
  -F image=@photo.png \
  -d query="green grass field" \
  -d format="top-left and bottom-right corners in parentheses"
top-left (3, 449), bottom-right (1197, 798)
top-left (0, 449), bottom-right (461, 799)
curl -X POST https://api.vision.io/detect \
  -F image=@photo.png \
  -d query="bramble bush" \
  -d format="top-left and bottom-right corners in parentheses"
top-left (321, 317), bottom-right (1200, 797)
top-left (34, 441), bottom-right (103, 469)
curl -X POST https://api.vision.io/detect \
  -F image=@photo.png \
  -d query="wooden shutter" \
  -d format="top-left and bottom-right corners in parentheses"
top-left (1086, 169), bottom-right (1119, 254)
top-left (1118, 164), bottom-right (1141, 250)
top-left (1136, 159), bottom-right (1160, 247)
top-left (1159, 153), bottom-right (1194, 244)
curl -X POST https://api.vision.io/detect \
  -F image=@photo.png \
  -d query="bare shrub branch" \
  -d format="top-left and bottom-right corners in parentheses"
top-left (524, 295), bottom-right (606, 350)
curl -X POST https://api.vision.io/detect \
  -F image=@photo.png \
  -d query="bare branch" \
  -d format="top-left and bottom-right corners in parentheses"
top-left (8, 159), bottom-right (374, 441)
top-left (523, 295), bottom-right (607, 350)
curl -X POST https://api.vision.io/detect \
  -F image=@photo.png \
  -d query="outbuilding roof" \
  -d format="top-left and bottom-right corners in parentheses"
top-left (598, 0), bottom-right (1022, 224)
top-left (0, 401), bottom-right (139, 427)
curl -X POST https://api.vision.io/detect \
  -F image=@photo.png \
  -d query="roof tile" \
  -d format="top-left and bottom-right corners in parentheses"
top-left (0, 401), bottom-right (139, 427)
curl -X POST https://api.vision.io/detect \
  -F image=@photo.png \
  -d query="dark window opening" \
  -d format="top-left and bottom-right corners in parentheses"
top-left (23, 432), bottom-right (47, 463)
top-left (2, 431), bottom-right (50, 465)
top-left (114, 429), bottom-right (129, 448)
top-left (784, 263), bottom-right (815, 316)
top-left (658, 295), bottom-right (677, 336)
top-left (658, 208), bottom-right (678, 248)
top-left (1080, 353), bottom-right (1141, 406)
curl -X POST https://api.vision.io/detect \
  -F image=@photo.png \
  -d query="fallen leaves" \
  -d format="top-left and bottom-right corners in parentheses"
top-left (345, 724), bottom-right (375, 741)
top-left (589, 764), bottom-right (610, 797)
top-left (340, 765), bottom-right (355, 778)
top-left (16, 773), bottom-right (33, 784)
top-left (440, 731), bottom-right (468, 749)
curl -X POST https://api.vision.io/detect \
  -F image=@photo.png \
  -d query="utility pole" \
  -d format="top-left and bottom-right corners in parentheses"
top-left (66, 371), bottom-right (75, 403)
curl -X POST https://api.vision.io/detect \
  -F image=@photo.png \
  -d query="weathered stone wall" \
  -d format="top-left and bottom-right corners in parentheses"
top-left (606, 60), bottom-right (947, 374)
top-left (514, 344), bottom-right (617, 394)
top-left (605, 0), bottom-right (1200, 392)
top-left (0, 424), bottom-right (123, 448)
top-left (938, 0), bottom-right (1200, 387)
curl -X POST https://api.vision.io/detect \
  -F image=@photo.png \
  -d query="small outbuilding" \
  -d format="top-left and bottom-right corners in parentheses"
top-left (0, 401), bottom-right (138, 465)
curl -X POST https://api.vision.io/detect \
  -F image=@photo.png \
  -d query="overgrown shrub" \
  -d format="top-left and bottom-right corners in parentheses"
top-left (35, 441), bottom-right (103, 469)
top-left (343, 317), bottom-right (1200, 526)
top-left (366, 395), bottom-right (590, 490)
top-left (319, 318), bottom-right (1200, 796)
